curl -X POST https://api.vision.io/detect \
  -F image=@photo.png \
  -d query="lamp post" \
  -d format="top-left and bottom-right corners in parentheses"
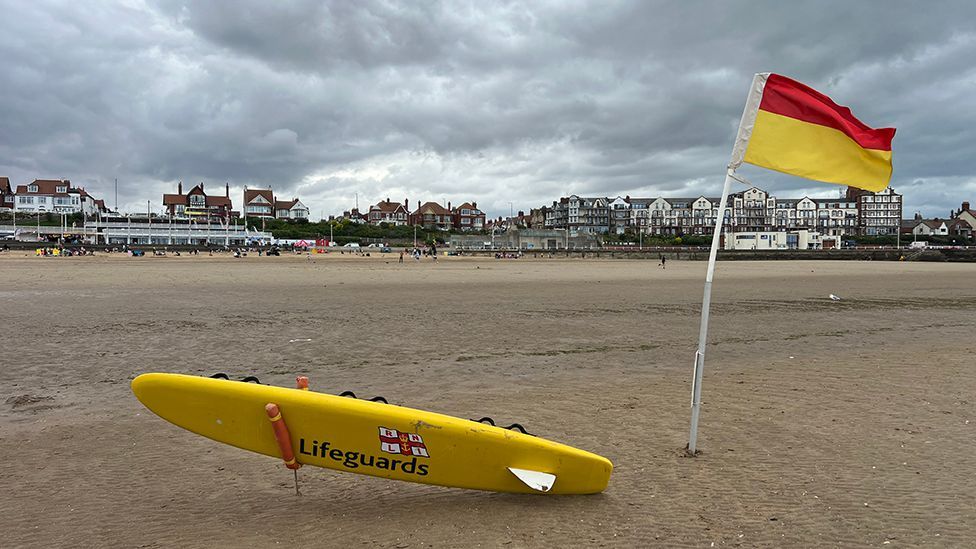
top-left (147, 200), bottom-right (151, 246)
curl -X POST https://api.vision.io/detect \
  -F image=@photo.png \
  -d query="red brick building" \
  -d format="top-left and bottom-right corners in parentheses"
top-left (368, 198), bottom-right (410, 226)
top-left (0, 177), bottom-right (13, 211)
top-left (409, 201), bottom-right (453, 230)
top-left (163, 182), bottom-right (234, 221)
top-left (451, 202), bottom-right (486, 231)
top-left (242, 187), bottom-right (308, 220)
top-left (341, 207), bottom-right (367, 224)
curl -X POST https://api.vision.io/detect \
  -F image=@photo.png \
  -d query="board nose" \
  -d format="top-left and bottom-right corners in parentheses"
top-left (131, 372), bottom-right (170, 407)
top-left (131, 373), bottom-right (152, 403)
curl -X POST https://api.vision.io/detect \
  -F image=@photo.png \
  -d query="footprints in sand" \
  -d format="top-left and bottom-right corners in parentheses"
top-left (6, 394), bottom-right (62, 413)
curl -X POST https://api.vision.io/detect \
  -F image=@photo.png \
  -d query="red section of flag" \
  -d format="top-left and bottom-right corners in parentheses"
top-left (759, 73), bottom-right (895, 151)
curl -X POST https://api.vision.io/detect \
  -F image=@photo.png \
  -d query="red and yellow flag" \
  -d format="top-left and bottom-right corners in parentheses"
top-left (732, 73), bottom-right (895, 192)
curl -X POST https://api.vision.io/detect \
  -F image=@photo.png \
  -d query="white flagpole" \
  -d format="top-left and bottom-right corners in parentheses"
top-left (687, 73), bottom-right (768, 454)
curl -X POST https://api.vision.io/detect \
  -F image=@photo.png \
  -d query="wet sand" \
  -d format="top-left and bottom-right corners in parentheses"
top-left (1, 253), bottom-right (974, 547)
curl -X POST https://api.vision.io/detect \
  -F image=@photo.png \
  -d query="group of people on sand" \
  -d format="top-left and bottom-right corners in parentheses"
top-left (398, 244), bottom-right (438, 263)
top-left (35, 246), bottom-right (94, 257)
top-left (494, 251), bottom-right (522, 259)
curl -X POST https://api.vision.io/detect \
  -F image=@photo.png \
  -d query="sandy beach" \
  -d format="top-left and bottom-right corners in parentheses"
top-left (1, 253), bottom-right (973, 547)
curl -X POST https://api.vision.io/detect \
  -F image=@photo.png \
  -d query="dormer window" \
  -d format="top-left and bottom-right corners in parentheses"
top-left (28, 185), bottom-right (38, 193)
top-left (57, 186), bottom-right (67, 193)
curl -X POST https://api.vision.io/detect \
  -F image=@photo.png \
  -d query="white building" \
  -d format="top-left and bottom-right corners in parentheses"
top-left (724, 229), bottom-right (839, 250)
top-left (275, 199), bottom-right (309, 220)
top-left (13, 179), bottom-right (99, 214)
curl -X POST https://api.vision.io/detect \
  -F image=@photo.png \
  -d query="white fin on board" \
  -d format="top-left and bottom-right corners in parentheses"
top-left (508, 467), bottom-right (556, 492)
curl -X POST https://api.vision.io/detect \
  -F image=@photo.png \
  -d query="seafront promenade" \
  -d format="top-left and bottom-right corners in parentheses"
top-left (4, 240), bottom-right (975, 262)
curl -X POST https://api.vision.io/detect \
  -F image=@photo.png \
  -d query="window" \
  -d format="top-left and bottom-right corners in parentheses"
top-left (28, 185), bottom-right (38, 193)
top-left (56, 186), bottom-right (67, 193)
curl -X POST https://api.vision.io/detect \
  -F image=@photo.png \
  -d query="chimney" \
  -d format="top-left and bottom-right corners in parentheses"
top-left (226, 183), bottom-right (229, 198)
top-left (178, 181), bottom-right (183, 194)
top-left (914, 212), bottom-right (922, 220)
top-left (472, 202), bottom-right (477, 209)
top-left (964, 201), bottom-right (971, 212)
top-left (448, 201), bottom-right (452, 211)
top-left (404, 198), bottom-right (409, 210)
top-left (200, 182), bottom-right (204, 191)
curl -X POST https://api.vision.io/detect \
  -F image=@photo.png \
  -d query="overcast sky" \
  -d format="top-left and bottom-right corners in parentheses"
top-left (2, 1), bottom-right (974, 219)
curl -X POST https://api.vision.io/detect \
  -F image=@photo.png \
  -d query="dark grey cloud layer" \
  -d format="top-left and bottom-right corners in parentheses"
top-left (1, 0), bottom-right (974, 218)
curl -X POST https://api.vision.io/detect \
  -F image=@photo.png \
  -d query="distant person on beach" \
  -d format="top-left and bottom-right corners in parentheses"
top-left (430, 244), bottom-right (437, 262)
top-left (398, 251), bottom-right (404, 264)
top-left (659, 254), bottom-right (666, 269)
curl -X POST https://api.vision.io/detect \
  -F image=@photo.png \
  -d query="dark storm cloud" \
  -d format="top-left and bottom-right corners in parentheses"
top-left (1, 0), bottom-right (974, 217)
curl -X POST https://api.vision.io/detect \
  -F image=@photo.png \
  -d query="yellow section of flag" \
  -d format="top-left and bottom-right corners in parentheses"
top-left (744, 110), bottom-right (893, 192)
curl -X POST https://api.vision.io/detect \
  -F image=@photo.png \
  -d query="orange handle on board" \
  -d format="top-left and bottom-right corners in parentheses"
top-left (265, 403), bottom-right (301, 470)
top-left (296, 376), bottom-right (309, 390)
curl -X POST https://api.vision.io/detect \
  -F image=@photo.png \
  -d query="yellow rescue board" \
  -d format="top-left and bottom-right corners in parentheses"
top-left (132, 373), bottom-right (612, 494)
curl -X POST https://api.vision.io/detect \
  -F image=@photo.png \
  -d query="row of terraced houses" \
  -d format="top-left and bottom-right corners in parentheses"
top-left (0, 177), bottom-right (309, 223)
top-left (534, 185), bottom-right (906, 237)
top-left (5, 176), bottom-right (973, 242)
top-left (162, 182), bottom-right (309, 221)
top-left (358, 198), bottom-right (487, 231)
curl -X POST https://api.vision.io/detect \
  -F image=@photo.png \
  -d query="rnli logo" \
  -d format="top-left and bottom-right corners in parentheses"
top-left (378, 427), bottom-right (430, 458)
